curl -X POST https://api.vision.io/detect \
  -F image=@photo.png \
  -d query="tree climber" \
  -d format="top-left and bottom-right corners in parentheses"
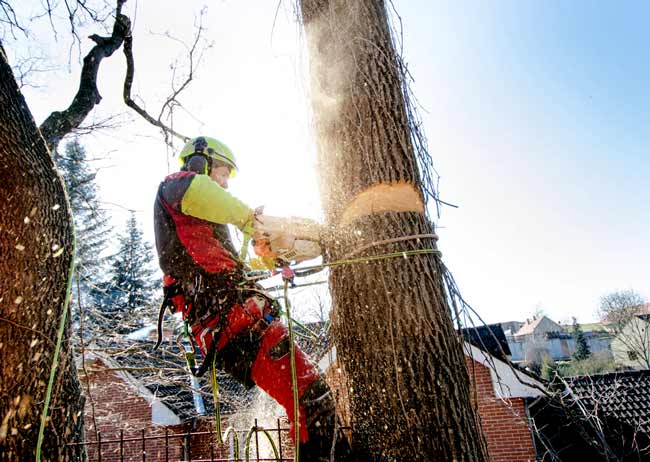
top-left (153, 136), bottom-right (350, 461)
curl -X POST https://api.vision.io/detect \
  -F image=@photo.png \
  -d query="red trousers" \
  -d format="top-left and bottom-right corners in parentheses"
top-left (191, 295), bottom-right (321, 443)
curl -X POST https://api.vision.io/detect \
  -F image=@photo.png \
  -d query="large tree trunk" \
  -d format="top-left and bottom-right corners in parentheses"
top-left (0, 43), bottom-right (84, 461)
top-left (299, 1), bottom-right (488, 460)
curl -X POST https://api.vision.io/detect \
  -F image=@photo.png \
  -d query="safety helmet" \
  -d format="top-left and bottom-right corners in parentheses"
top-left (179, 136), bottom-right (238, 177)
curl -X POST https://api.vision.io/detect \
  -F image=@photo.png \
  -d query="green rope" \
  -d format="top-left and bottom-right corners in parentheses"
top-left (239, 233), bottom-right (251, 261)
top-left (249, 248), bottom-right (440, 284)
top-left (284, 280), bottom-right (301, 461)
top-left (223, 427), bottom-right (240, 461)
top-left (300, 248), bottom-right (441, 273)
top-left (210, 353), bottom-right (241, 459)
top-left (244, 426), bottom-right (280, 462)
top-left (287, 317), bottom-right (321, 342)
top-left (36, 241), bottom-right (76, 462)
top-left (211, 355), bottom-right (222, 440)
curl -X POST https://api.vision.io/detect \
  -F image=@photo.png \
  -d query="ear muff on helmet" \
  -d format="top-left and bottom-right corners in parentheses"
top-left (182, 154), bottom-right (211, 175)
top-left (179, 136), bottom-right (238, 177)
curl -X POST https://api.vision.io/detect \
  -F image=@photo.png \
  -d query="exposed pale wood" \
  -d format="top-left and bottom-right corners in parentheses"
top-left (339, 181), bottom-right (424, 227)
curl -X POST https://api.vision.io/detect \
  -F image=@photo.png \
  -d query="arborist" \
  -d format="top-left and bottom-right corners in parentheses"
top-left (153, 136), bottom-right (350, 461)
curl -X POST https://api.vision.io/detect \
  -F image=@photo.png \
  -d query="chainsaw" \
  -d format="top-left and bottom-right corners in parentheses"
top-left (251, 214), bottom-right (323, 264)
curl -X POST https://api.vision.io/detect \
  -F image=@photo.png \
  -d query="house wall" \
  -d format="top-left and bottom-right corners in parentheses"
top-left (611, 317), bottom-right (650, 369)
top-left (508, 334), bottom-right (613, 362)
top-left (466, 357), bottom-right (537, 462)
top-left (324, 356), bottom-right (537, 462)
top-left (80, 360), bottom-right (185, 462)
top-left (81, 355), bottom-right (537, 461)
top-left (79, 360), bottom-right (243, 461)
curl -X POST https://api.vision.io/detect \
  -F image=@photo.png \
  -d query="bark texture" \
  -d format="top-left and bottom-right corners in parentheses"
top-left (0, 44), bottom-right (84, 461)
top-left (299, 1), bottom-right (488, 460)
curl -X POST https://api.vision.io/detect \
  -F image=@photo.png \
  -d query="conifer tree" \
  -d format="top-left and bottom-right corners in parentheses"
top-left (572, 317), bottom-right (592, 361)
top-left (55, 138), bottom-right (111, 305)
top-left (93, 211), bottom-right (158, 331)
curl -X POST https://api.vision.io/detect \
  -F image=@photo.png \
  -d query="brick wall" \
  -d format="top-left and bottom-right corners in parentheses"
top-left (80, 359), bottom-right (185, 461)
top-left (81, 355), bottom-right (537, 461)
top-left (325, 357), bottom-right (537, 461)
top-left (466, 357), bottom-right (537, 462)
top-left (79, 359), bottom-right (294, 461)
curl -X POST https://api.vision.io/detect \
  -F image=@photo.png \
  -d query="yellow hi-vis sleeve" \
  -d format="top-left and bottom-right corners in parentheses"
top-left (248, 256), bottom-right (277, 271)
top-left (181, 174), bottom-right (255, 234)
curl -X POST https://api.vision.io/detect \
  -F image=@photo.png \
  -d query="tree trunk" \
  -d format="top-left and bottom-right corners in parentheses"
top-left (0, 43), bottom-right (85, 461)
top-left (298, 1), bottom-right (488, 460)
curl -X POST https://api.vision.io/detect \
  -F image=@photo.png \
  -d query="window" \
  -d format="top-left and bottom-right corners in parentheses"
top-left (627, 350), bottom-right (639, 361)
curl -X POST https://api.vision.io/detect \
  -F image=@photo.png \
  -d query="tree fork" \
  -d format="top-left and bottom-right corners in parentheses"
top-left (298, 1), bottom-right (488, 460)
top-left (39, 0), bottom-right (130, 152)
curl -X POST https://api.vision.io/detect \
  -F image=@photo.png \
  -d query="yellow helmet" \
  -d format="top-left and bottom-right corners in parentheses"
top-left (179, 136), bottom-right (237, 177)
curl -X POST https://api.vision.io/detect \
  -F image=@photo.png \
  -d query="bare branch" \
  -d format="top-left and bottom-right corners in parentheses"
top-left (0, 0), bottom-right (26, 37)
top-left (72, 111), bottom-right (131, 136)
top-left (11, 54), bottom-right (57, 89)
top-left (122, 9), bottom-right (213, 146)
top-left (122, 29), bottom-right (189, 145)
top-left (157, 9), bottom-right (211, 125)
top-left (39, 0), bottom-right (131, 152)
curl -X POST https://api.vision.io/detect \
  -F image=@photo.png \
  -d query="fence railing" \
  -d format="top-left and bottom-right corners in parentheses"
top-left (68, 419), bottom-right (296, 462)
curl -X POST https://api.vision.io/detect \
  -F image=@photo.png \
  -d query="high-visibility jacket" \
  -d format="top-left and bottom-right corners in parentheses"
top-left (154, 171), bottom-right (256, 280)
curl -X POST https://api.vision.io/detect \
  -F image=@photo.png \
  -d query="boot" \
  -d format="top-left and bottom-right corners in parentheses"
top-left (298, 377), bottom-right (353, 461)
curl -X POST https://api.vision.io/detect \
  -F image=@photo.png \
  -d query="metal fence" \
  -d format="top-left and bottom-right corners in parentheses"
top-left (68, 419), bottom-right (296, 462)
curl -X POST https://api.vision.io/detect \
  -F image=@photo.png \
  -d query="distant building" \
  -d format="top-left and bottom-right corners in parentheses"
top-left (610, 315), bottom-right (650, 369)
top-left (503, 315), bottom-right (612, 363)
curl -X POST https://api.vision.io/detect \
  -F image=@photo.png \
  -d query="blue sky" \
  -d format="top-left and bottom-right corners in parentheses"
top-left (395, 1), bottom-right (650, 324)
top-left (10, 0), bottom-right (649, 324)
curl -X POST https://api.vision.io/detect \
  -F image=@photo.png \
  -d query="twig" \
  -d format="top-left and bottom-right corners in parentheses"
top-left (75, 275), bottom-right (100, 444)
top-left (121, 8), bottom-right (214, 145)
top-left (39, 0), bottom-right (131, 152)
top-left (0, 316), bottom-right (56, 348)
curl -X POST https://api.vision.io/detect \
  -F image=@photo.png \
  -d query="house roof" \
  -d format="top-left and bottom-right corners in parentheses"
top-left (461, 324), bottom-right (511, 360)
top-left (84, 321), bottom-right (331, 423)
top-left (499, 321), bottom-right (524, 336)
top-left (635, 303), bottom-right (650, 315)
top-left (513, 315), bottom-right (563, 336)
top-left (566, 370), bottom-right (650, 434)
top-left (463, 343), bottom-right (544, 399)
top-left (513, 316), bottom-right (545, 336)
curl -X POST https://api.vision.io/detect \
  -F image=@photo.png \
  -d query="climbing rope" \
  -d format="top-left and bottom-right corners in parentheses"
top-left (341, 233), bottom-right (438, 259)
top-left (293, 247), bottom-right (441, 275)
top-left (209, 238), bottom-right (442, 460)
top-left (247, 248), bottom-right (441, 284)
top-left (244, 426), bottom-right (280, 462)
top-left (36, 240), bottom-right (76, 462)
top-left (284, 279), bottom-right (301, 462)
top-left (210, 355), bottom-right (246, 461)
top-left (206, 321), bottom-right (282, 461)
